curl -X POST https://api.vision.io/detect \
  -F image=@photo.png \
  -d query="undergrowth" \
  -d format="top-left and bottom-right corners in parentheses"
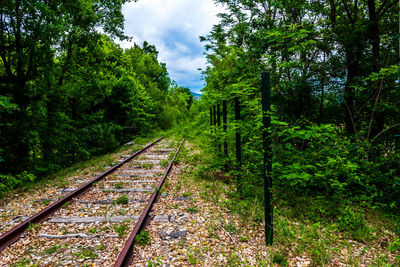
top-left (178, 137), bottom-right (400, 265)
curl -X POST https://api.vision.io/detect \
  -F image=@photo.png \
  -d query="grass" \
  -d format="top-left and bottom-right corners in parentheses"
top-left (42, 245), bottom-right (61, 255)
top-left (10, 259), bottom-right (39, 267)
top-left (224, 222), bottom-right (239, 234)
top-left (272, 252), bottom-right (288, 266)
top-left (186, 251), bottom-right (197, 265)
top-left (75, 249), bottom-right (96, 259)
top-left (185, 207), bottom-right (199, 213)
top-left (114, 182), bottom-right (124, 189)
top-left (160, 159), bottom-right (169, 167)
top-left (182, 191), bottom-right (193, 198)
top-left (96, 243), bottom-right (105, 250)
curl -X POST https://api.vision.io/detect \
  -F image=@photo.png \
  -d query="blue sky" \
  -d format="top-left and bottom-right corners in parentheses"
top-left (119, 0), bottom-right (225, 94)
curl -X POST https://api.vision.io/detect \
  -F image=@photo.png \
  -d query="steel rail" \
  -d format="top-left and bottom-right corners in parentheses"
top-left (0, 137), bottom-right (164, 252)
top-left (114, 138), bottom-right (185, 267)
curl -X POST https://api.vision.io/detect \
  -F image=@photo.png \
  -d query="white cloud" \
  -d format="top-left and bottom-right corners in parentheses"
top-left (118, 0), bottom-right (225, 93)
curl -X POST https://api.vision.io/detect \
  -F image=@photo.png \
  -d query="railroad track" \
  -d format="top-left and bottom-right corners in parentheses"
top-left (0, 137), bottom-right (184, 266)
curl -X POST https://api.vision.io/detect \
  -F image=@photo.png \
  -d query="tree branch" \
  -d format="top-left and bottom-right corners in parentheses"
top-left (341, 0), bottom-right (355, 23)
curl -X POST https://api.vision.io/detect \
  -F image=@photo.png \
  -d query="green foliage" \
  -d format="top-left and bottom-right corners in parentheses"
top-left (42, 245), bottom-right (61, 255)
top-left (0, 0), bottom-right (197, 198)
top-left (272, 252), bottom-right (288, 266)
top-left (186, 251), bottom-right (197, 265)
top-left (0, 172), bottom-right (36, 197)
top-left (114, 182), bottom-right (124, 189)
top-left (62, 201), bottom-right (70, 209)
top-left (135, 230), bottom-right (151, 246)
top-left (390, 239), bottom-right (400, 252)
top-left (186, 207), bottom-right (199, 213)
top-left (114, 223), bottom-right (129, 238)
top-left (113, 195), bottom-right (129, 205)
top-left (338, 207), bottom-right (366, 232)
top-left (75, 249), bottom-right (96, 260)
top-left (195, 0), bottom-right (400, 216)
top-left (27, 223), bottom-right (42, 232)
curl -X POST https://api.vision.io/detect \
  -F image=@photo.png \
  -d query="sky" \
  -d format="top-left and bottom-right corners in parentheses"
top-left (118, 0), bottom-right (225, 94)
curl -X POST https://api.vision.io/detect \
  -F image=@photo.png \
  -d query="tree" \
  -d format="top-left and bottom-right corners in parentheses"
top-left (0, 0), bottom-right (131, 173)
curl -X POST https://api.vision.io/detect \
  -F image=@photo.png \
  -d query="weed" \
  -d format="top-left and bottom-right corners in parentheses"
top-left (118, 209), bottom-right (128, 215)
top-left (338, 206), bottom-right (371, 241)
top-left (146, 259), bottom-right (162, 266)
top-left (227, 252), bottom-right (246, 266)
top-left (61, 201), bottom-right (70, 209)
top-left (89, 228), bottom-right (98, 234)
top-left (114, 223), bottom-right (128, 238)
top-left (96, 243), bottom-right (105, 250)
top-left (11, 259), bottom-right (38, 267)
top-left (176, 183), bottom-right (182, 191)
top-left (225, 222), bottom-right (238, 234)
top-left (186, 207), bottom-right (199, 213)
top-left (75, 249), bottom-right (96, 259)
top-left (182, 191), bottom-right (192, 198)
top-left (113, 195), bottom-right (129, 205)
top-left (27, 223), bottom-right (41, 232)
top-left (42, 245), bottom-right (61, 255)
top-left (239, 236), bottom-right (248, 242)
top-left (114, 182), bottom-right (124, 189)
top-left (160, 159), bottom-right (169, 167)
top-left (41, 199), bottom-right (51, 205)
top-left (310, 239), bottom-right (331, 266)
top-left (272, 252), bottom-right (288, 266)
top-left (135, 230), bottom-right (151, 246)
top-left (140, 162), bottom-right (152, 169)
top-left (187, 251), bottom-right (197, 265)
top-left (390, 238), bottom-right (400, 252)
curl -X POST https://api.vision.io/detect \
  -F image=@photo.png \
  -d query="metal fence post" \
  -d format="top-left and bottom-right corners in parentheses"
top-left (235, 98), bottom-right (241, 165)
top-left (213, 105), bottom-right (217, 132)
top-left (261, 71), bottom-right (273, 245)
top-left (217, 103), bottom-right (221, 151)
top-left (235, 97), bottom-right (241, 193)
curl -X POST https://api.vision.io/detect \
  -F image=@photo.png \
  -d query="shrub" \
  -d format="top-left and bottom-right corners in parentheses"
top-left (338, 207), bottom-right (366, 232)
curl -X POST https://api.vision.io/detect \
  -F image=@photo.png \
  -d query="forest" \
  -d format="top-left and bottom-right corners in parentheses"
top-left (1, 0), bottom-right (400, 264)
top-left (192, 0), bottom-right (400, 214)
top-left (0, 0), bottom-right (192, 194)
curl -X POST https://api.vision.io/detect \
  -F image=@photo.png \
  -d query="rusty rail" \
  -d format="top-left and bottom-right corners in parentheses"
top-left (0, 137), bottom-right (164, 252)
top-left (114, 138), bottom-right (185, 267)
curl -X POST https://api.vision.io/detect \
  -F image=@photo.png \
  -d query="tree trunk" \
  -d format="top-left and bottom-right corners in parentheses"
top-left (367, 0), bottom-right (384, 139)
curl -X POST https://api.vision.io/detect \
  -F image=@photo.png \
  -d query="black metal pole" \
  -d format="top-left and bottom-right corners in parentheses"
top-left (261, 71), bottom-right (273, 245)
top-left (217, 103), bottom-right (221, 151)
top-left (235, 97), bottom-right (241, 193)
top-left (223, 100), bottom-right (228, 157)
top-left (213, 105), bottom-right (217, 131)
